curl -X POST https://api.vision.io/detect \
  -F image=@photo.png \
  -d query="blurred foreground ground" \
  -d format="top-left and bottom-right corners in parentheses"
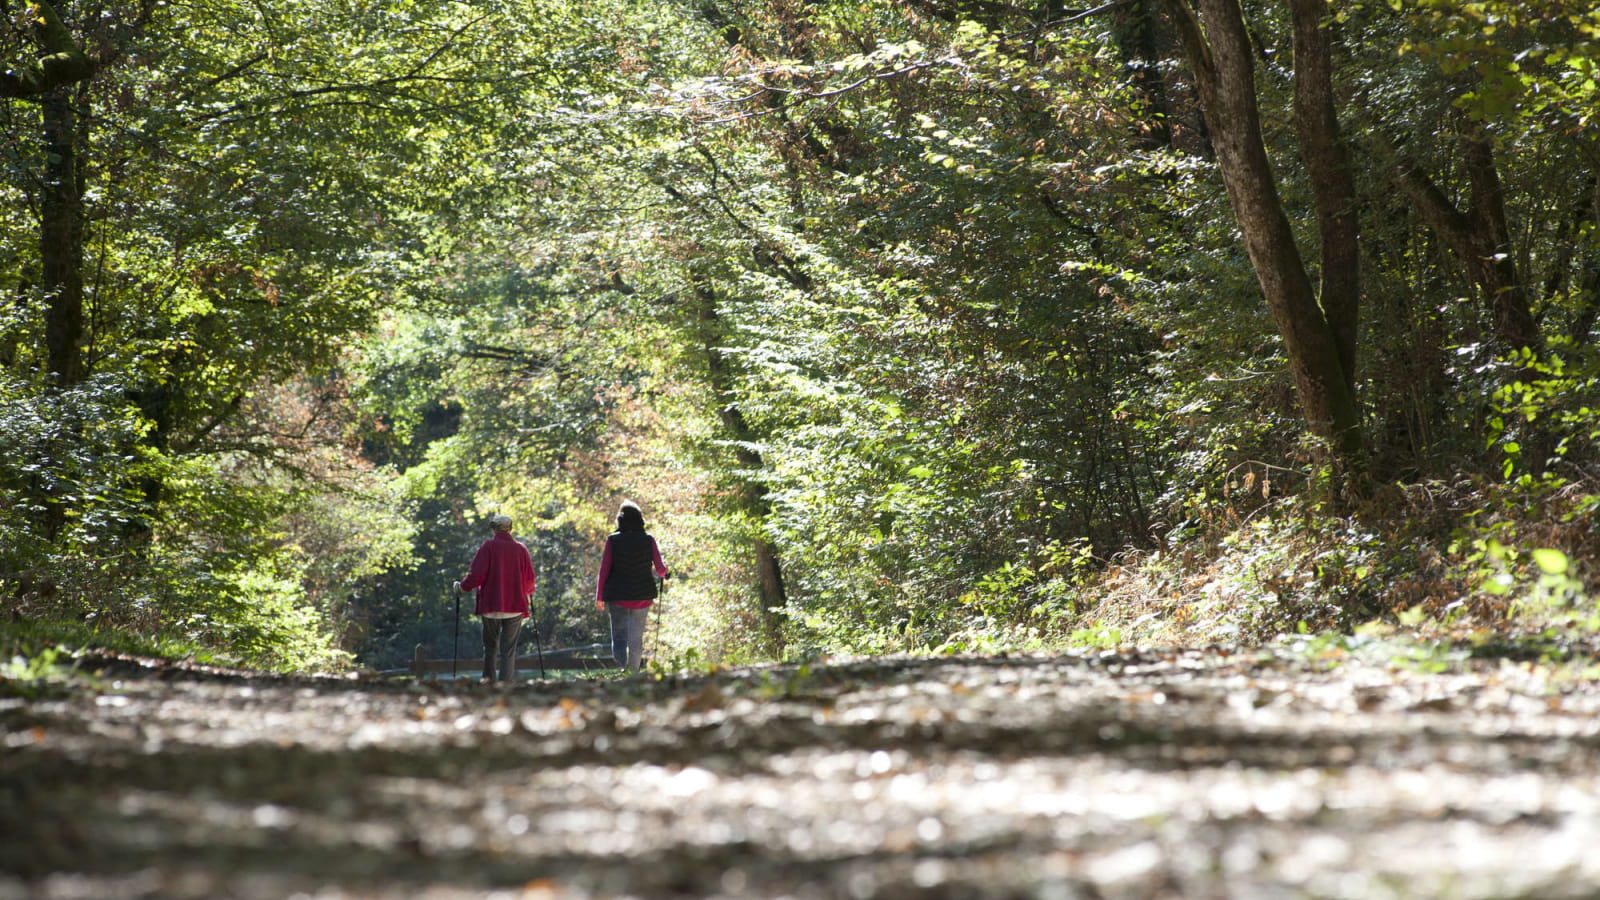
top-left (4, 644), bottom-right (1600, 898)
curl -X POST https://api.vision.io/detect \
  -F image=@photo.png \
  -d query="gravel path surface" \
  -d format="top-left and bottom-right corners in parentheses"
top-left (4, 645), bottom-right (1600, 898)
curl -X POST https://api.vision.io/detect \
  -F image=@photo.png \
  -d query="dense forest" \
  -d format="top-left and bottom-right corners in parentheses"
top-left (3, 0), bottom-right (1597, 673)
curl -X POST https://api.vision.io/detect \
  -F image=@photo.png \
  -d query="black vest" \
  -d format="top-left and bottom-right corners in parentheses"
top-left (603, 530), bottom-right (658, 603)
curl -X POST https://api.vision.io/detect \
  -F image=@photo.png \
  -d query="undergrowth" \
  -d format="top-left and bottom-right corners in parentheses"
top-left (0, 617), bottom-right (230, 697)
top-left (1061, 472), bottom-right (1599, 664)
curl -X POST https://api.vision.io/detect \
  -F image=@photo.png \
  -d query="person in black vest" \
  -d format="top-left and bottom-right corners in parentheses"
top-left (593, 500), bottom-right (669, 671)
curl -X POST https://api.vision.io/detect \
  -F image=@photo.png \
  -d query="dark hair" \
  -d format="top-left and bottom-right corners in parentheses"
top-left (616, 500), bottom-right (645, 531)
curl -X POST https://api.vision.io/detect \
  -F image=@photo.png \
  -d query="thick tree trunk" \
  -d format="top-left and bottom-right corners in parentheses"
top-left (752, 538), bottom-right (788, 633)
top-left (1288, 0), bottom-right (1360, 393)
top-left (1164, 0), bottom-right (1363, 462)
top-left (41, 87), bottom-right (87, 386)
top-left (1390, 129), bottom-right (1551, 470)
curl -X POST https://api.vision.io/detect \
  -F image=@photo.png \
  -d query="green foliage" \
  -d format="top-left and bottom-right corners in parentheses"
top-left (1387, 0), bottom-right (1600, 127)
top-left (0, 616), bottom-right (222, 697)
top-left (0, 646), bottom-right (77, 699)
top-left (1, 0), bottom-right (622, 670)
top-left (1067, 624), bottom-right (1126, 651)
top-left (7, 0), bottom-right (1600, 672)
top-left (1490, 344), bottom-right (1600, 480)
top-left (0, 372), bottom-right (162, 563)
top-left (497, 0), bottom-right (1600, 658)
top-left (650, 645), bottom-right (713, 676)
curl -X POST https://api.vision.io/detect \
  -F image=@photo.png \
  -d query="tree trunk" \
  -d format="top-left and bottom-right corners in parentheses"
top-left (1391, 131), bottom-right (1542, 356)
top-left (1461, 134), bottom-right (1541, 354)
top-left (41, 86), bottom-right (86, 386)
top-left (1163, 0), bottom-right (1363, 463)
top-left (1288, 0), bottom-right (1360, 393)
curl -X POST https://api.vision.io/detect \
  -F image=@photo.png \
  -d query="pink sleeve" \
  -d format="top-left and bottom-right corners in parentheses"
top-left (460, 543), bottom-right (490, 591)
top-left (594, 537), bottom-right (613, 604)
top-left (521, 548), bottom-right (536, 598)
top-left (650, 536), bottom-right (668, 578)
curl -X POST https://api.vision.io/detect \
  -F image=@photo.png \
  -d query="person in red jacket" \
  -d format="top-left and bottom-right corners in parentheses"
top-left (454, 514), bottom-right (536, 683)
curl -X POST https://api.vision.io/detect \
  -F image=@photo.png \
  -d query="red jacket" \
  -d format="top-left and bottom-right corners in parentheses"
top-left (460, 532), bottom-right (536, 617)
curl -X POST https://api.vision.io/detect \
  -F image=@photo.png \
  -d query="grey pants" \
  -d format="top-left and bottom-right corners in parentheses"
top-left (481, 616), bottom-right (523, 681)
top-left (606, 604), bottom-right (650, 671)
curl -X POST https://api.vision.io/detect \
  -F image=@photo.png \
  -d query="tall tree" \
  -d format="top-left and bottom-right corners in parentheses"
top-left (1390, 126), bottom-right (1542, 356)
top-left (1162, 0), bottom-right (1363, 462)
top-left (1289, 0), bottom-right (1361, 393)
top-left (1, 0), bottom-right (595, 662)
top-left (27, 0), bottom-right (153, 387)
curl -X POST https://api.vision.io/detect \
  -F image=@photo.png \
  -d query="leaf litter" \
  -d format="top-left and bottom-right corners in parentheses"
top-left (3, 645), bottom-right (1600, 898)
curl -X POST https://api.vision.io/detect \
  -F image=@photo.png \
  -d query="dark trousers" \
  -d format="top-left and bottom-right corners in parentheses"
top-left (480, 616), bottom-right (523, 681)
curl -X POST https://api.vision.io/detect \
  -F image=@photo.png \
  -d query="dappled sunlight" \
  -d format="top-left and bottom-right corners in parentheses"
top-left (7, 649), bottom-right (1600, 897)
top-left (5, 0), bottom-right (1600, 896)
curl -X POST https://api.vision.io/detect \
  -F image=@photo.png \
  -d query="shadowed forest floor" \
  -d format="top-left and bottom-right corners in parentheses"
top-left (4, 645), bottom-right (1600, 898)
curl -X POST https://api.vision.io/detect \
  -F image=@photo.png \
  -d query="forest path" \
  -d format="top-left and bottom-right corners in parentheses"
top-left (4, 644), bottom-right (1600, 899)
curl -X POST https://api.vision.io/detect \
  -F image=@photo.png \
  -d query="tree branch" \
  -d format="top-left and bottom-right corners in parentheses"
top-left (188, 13), bottom-right (493, 123)
top-left (0, 0), bottom-right (96, 98)
top-left (1391, 155), bottom-right (1479, 262)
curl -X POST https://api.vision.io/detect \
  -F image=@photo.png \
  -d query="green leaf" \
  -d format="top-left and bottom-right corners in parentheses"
top-left (1531, 548), bottom-right (1569, 576)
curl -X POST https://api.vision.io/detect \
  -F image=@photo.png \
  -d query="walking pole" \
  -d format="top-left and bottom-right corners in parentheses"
top-left (451, 582), bottom-right (461, 680)
top-left (530, 589), bottom-right (546, 679)
top-left (649, 574), bottom-right (665, 666)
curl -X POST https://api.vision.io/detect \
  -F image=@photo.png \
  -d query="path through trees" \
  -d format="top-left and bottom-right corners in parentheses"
top-left (5, 647), bottom-right (1599, 898)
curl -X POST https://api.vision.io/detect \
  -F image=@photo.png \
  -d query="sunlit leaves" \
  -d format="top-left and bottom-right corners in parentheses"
top-left (0, 0), bottom-right (631, 664)
top-left (1384, 0), bottom-right (1600, 126)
